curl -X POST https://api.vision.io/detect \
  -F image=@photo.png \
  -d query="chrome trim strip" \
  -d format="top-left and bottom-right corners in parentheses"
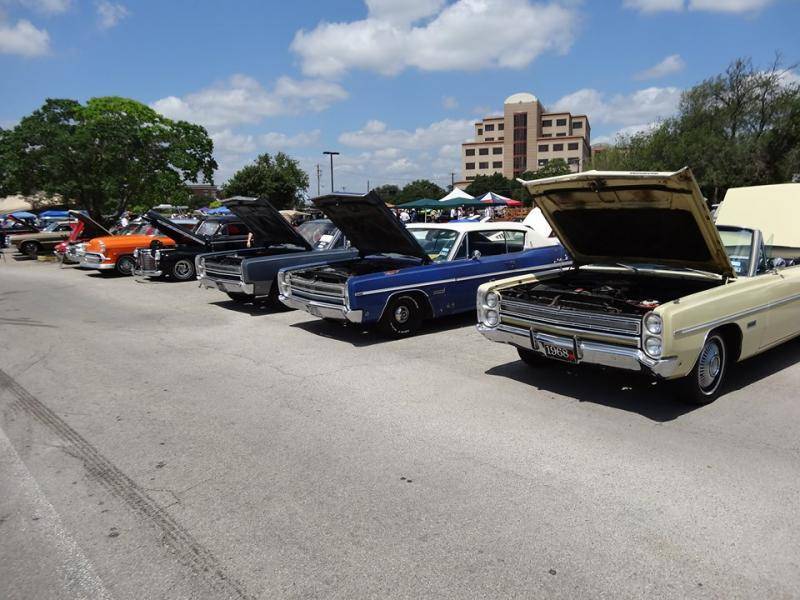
top-left (353, 263), bottom-right (569, 297)
top-left (674, 292), bottom-right (800, 337)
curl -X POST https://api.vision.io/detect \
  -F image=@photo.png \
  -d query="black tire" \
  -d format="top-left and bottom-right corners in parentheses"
top-left (20, 241), bottom-right (40, 258)
top-left (517, 347), bottom-right (549, 367)
top-left (378, 294), bottom-right (424, 338)
top-left (115, 255), bottom-right (135, 276)
top-left (675, 332), bottom-right (728, 405)
top-left (226, 292), bottom-right (253, 303)
top-left (171, 259), bottom-right (195, 281)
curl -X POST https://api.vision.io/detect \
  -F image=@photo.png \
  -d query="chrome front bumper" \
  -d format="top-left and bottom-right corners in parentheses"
top-left (198, 276), bottom-right (254, 295)
top-left (478, 323), bottom-right (679, 379)
top-left (134, 267), bottom-right (163, 277)
top-left (279, 294), bottom-right (363, 323)
top-left (79, 254), bottom-right (115, 269)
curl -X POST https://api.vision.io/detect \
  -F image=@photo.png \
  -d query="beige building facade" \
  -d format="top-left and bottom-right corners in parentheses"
top-left (457, 92), bottom-right (591, 188)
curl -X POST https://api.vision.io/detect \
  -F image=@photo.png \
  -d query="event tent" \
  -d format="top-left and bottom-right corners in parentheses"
top-left (439, 187), bottom-right (474, 202)
top-left (475, 192), bottom-right (523, 207)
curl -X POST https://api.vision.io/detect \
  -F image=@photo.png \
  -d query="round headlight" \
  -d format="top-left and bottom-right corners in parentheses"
top-left (644, 313), bottom-right (663, 335)
top-left (98, 241), bottom-right (106, 253)
top-left (133, 248), bottom-right (139, 257)
top-left (644, 336), bottom-right (662, 358)
top-left (485, 291), bottom-right (499, 309)
top-left (485, 310), bottom-right (499, 327)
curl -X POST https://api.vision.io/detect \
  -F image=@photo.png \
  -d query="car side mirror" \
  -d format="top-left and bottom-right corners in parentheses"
top-left (471, 250), bottom-right (481, 260)
top-left (769, 257), bottom-right (786, 270)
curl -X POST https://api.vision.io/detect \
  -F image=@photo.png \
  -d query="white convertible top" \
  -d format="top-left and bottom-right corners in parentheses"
top-left (408, 221), bottom-right (559, 248)
top-left (716, 183), bottom-right (800, 250)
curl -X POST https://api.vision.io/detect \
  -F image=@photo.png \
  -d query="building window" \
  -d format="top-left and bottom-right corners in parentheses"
top-left (485, 137), bottom-right (493, 141)
top-left (492, 161), bottom-right (502, 168)
top-left (513, 128), bottom-right (526, 141)
top-left (479, 148), bottom-right (489, 155)
top-left (492, 147), bottom-right (502, 155)
top-left (513, 113), bottom-right (527, 127)
top-left (466, 162), bottom-right (475, 170)
top-left (497, 136), bottom-right (504, 141)
top-left (479, 161), bottom-right (489, 169)
top-left (485, 124), bottom-right (494, 131)
top-left (466, 176), bottom-right (475, 180)
top-left (553, 143), bottom-right (564, 151)
top-left (556, 132), bottom-right (566, 137)
top-left (538, 159), bottom-right (549, 166)
top-left (568, 157), bottom-right (580, 165)
top-left (541, 133), bottom-right (552, 138)
top-left (498, 123), bottom-right (504, 131)
top-left (512, 113), bottom-right (528, 176)
top-left (568, 142), bottom-right (579, 150)
top-left (573, 121), bottom-right (583, 129)
top-left (556, 118), bottom-right (567, 126)
top-left (513, 156), bottom-right (526, 172)
top-left (465, 148), bottom-right (475, 156)
top-left (477, 128), bottom-right (483, 135)
top-left (538, 144), bottom-right (548, 152)
top-left (541, 119), bottom-right (552, 127)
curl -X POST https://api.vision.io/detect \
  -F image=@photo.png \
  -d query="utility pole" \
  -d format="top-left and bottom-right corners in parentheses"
top-left (323, 151), bottom-right (339, 193)
top-left (315, 164), bottom-right (322, 196)
top-left (451, 172), bottom-right (455, 189)
top-left (367, 179), bottom-right (370, 192)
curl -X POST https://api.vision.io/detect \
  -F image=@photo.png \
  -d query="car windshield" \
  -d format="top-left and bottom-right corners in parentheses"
top-left (410, 228), bottom-right (458, 262)
top-left (298, 220), bottom-right (339, 249)
top-left (719, 228), bottom-right (754, 276)
top-left (43, 221), bottom-right (63, 232)
top-left (194, 220), bottom-right (220, 237)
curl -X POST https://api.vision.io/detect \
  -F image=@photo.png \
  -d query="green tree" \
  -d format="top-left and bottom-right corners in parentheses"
top-left (221, 152), bottom-right (309, 210)
top-left (592, 56), bottom-right (800, 202)
top-left (0, 97), bottom-right (216, 220)
top-left (396, 179), bottom-right (445, 204)
top-left (464, 173), bottom-right (520, 198)
top-left (372, 184), bottom-right (400, 204)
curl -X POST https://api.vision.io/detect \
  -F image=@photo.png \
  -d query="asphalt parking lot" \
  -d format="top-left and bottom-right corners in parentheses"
top-left (2, 252), bottom-right (800, 600)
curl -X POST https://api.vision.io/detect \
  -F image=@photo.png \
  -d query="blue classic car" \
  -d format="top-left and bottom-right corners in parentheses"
top-left (278, 192), bottom-right (570, 337)
top-left (196, 196), bottom-right (356, 305)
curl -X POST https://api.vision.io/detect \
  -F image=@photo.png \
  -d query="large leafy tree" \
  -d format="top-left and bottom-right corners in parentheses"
top-left (395, 179), bottom-right (445, 204)
top-left (0, 97), bottom-right (216, 220)
top-left (592, 56), bottom-right (800, 202)
top-left (372, 184), bottom-right (400, 204)
top-left (221, 152), bottom-right (309, 210)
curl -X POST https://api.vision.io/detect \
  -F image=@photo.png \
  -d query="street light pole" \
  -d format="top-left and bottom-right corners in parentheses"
top-left (323, 151), bottom-right (339, 193)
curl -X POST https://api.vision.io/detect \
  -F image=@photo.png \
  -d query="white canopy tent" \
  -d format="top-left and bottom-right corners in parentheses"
top-left (439, 187), bottom-right (474, 202)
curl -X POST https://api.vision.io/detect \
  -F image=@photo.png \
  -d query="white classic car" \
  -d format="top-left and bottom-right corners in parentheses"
top-left (476, 168), bottom-right (800, 404)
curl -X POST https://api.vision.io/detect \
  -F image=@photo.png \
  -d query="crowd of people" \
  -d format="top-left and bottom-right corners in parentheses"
top-left (396, 205), bottom-right (498, 224)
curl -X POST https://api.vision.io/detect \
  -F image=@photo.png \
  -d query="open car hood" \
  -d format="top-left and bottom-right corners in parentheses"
top-left (223, 196), bottom-right (311, 250)
top-left (144, 210), bottom-right (206, 247)
top-left (3, 214), bottom-right (40, 232)
top-left (69, 210), bottom-right (110, 239)
top-left (521, 168), bottom-right (734, 278)
top-left (313, 192), bottom-right (428, 261)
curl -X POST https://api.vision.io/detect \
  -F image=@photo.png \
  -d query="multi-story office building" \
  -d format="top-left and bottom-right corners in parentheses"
top-left (457, 92), bottom-right (591, 188)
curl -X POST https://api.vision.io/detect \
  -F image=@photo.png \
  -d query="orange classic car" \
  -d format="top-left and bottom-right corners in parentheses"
top-left (79, 218), bottom-right (196, 275)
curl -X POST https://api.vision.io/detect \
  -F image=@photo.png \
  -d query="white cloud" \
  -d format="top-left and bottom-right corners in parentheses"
top-left (95, 1), bottom-right (128, 29)
top-left (593, 122), bottom-right (660, 144)
top-left (339, 118), bottom-right (474, 149)
top-left (635, 54), bottom-right (685, 80)
top-left (151, 74), bottom-right (348, 128)
top-left (0, 18), bottom-right (49, 56)
top-left (291, 0), bottom-right (579, 78)
top-left (260, 130), bottom-right (321, 148)
top-left (19, 0), bottom-right (70, 14)
top-left (442, 95), bottom-right (459, 110)
top-left (211, 129), bottom-right (257, 155)
top-left (625, 0), bottom-right (774, 11)
top-left (552, 86), bottom-right (682, 127)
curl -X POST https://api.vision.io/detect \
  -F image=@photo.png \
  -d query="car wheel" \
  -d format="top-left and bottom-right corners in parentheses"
top-left (378, 294), bottom-right (423, 338)
top-left (676, 332), bottom-right (728, 405)
top-left (115, 255), bottom-right (135, 276)
top-left (171, 259), bottom-right (195, 281)
top-left (226, 292), bottom-right (253, 303)
top-left (20, 241), bottom-right (40, 258)
top-left (517, 347), bottom-right (549, 367)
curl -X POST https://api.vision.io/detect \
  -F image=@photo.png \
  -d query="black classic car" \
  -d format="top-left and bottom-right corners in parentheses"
top-left (1, 214), bottom-right (40, 248)
top-left (134, 211), bottom-right (250, 281)
top-left (197, 196), bottom-right (353, 305)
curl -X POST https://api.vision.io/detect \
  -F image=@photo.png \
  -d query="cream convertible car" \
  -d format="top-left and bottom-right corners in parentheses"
top-left (477, 169), bottom-right (800, 404)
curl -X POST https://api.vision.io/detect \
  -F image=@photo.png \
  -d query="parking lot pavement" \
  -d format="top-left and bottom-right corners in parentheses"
top-left (1, 253), bottom-right (799, 599)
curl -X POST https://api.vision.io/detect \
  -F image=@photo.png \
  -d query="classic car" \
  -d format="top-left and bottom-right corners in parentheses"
top-left (197, 196), bottom-right (354, 305)
top-left (1, 214), bottom-right (39, 248)
top-left (476, 168), bottom-right (800, 404)
top-left (54, 210), bottom-right (112, 263)
top-left (278, 192), bottom-right (568, 337)
top-left (79, 218), bottom-right (196, 275)
top-left (8, 220), bottom-right (74, 257)
top-left (134, 211), bottom-right (250, 281)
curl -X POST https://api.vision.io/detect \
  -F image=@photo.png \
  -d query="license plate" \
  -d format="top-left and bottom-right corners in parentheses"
top-left (307, 305), bottom-right (322, 317)
top-left (540, 341), bottom-right (577, 363)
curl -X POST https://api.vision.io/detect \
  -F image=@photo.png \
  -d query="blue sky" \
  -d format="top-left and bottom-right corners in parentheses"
top-left (1, 0), bottom-right (798, 193)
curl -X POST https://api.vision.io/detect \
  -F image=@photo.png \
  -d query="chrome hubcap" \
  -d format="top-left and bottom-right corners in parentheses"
top-left (175, 261), bottom-right (191, 277)
top-left (394, 306), bottom-right (410, 323)
top-left (698, 338), bottom-right (723, 392)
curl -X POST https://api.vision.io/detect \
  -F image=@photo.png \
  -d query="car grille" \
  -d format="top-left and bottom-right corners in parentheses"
top-left (137, 249), bottom-right (158, 272)
top-left (500, 299), bottom-right (641, 337)
top-left (288, 275), bottom-right (346, 306)
top-left (83, 253), bottom-right (103, 264)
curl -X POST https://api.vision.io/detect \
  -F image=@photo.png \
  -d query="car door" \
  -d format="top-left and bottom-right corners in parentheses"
top-left (759, 262), bottom-right (800, 349)
top-left (448, 230), bottom-right (517, 313)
